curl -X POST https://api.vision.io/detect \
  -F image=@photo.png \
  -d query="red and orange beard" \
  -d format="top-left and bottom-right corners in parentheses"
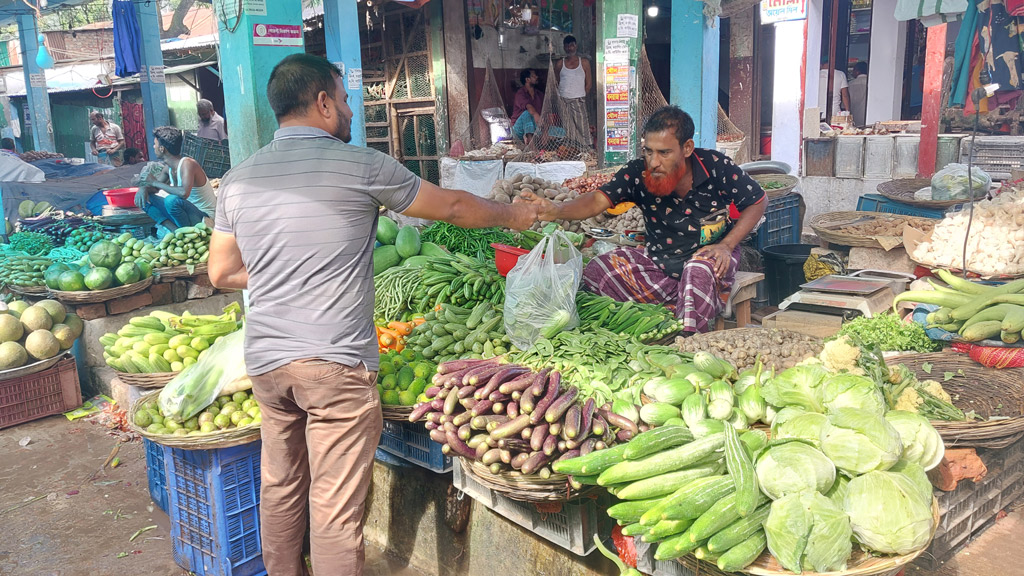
top-left (643, 161), bottom-right (687, 197)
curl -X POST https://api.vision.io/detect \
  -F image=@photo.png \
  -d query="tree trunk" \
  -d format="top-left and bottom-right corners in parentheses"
top-left (162, 0), bottom-right (199, 39)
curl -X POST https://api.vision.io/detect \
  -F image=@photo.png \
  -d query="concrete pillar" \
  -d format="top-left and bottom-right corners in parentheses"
top-left (866, 0), bottom-right (906, 125)
top-left (597, 0), bottom-right (643, 166)
top-left (729, 9), bottom-right (755, 160)
top-left (136, 0), bottom-right (170, 160)
top-left (323, 0), bottom-right (365, 147)
top-left (670, 0), bottom-right (719, 149)
top-left (216, 0), bottom-right (305, 163)
top-left (16, 15), bottom-right (54, 152)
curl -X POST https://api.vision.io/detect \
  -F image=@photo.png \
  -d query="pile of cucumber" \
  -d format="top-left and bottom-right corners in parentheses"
top-left (555, 425), bottom-right (770, 572)
top-left (896, 269), bottom-right (1024, 343)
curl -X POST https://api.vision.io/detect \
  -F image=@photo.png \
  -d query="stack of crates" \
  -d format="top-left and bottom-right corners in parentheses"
top-left (182, 132), bottom-right (232, 179)
top-left (144, 438), bottom-right (169, 513)
top-left (752, 194), bottom-right (802, 252)
top-left (164, 441), bottom-right (265, 576)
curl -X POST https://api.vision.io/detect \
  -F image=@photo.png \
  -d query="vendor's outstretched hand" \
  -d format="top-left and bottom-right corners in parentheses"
top-left (516, 190), bottom-right (558, 222)
top-left (694, 243), bottom-right (733, 278)
top-left (506, 201), bottom-right (540, 231)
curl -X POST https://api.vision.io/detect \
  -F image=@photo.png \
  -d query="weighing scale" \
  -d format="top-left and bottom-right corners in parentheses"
top-left (779, 275), bottom-right (896, 319)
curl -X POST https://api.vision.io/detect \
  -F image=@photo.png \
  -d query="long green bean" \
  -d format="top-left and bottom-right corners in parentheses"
top-left (420, 222), bottom-right (515, 258)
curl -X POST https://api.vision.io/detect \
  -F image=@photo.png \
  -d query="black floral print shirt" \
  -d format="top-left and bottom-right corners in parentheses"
top-left (599, 148), bottom-right (766, 279)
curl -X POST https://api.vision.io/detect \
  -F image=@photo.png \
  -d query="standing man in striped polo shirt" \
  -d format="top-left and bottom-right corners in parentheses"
top-left (208, 54), bottom-right (541, 576)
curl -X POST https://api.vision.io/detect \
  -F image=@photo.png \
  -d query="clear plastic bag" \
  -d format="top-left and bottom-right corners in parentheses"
top-left (158, 328), bottom-right (248, 421)
top-left (930, 163), bottom-right (991, 201)
top-left (504, 230), bottom-right (582, 349)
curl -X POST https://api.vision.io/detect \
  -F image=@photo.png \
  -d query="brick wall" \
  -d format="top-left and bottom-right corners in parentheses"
top-left (44, 29), bottom-right (115, 62)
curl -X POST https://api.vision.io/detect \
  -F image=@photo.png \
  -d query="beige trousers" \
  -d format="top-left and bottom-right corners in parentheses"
top-left (251, 359), bottom-right (382, 576)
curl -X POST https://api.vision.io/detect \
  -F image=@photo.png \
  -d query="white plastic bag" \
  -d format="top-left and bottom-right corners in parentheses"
top-left (158, 328), bottom-right (248, 421)
top-left (504, 230), bottom-right (582, 350)
top-left (930, 163), bottom-right (991, 201)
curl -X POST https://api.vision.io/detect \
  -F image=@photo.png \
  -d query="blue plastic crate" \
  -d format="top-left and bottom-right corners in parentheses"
top-left (164, 441), bottom-right (265, 576)
top-left (753, 194), bottom-right (801, 251)
top-left (856, 194), bottom-right (953, 219)
top-left (377, 420), bottom-right (452, 473)
top-left (144, 438), bottom-right (168, 513)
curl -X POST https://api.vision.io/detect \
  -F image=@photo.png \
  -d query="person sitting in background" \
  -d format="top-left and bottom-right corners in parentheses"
top-left (511, 69), bottom-right (544, 143)
top-left (196, 99), bottom-right (228, 143)
top-left (135, 126), bottom-right (216, 234)
top-left (123, 147), bottom-right (145, 165)
top-left (848, 62), bottom-right (868, 128)
top-left (0, 138), bottom-right (17, 157)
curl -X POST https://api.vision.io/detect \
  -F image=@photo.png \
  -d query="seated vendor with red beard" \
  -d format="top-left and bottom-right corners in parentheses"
top-left (521, 106), bottom-right (767, 334)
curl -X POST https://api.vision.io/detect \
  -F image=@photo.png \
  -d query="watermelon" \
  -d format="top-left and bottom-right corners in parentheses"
top-left (395, 226), bottom-right (421, 259)
top-left (89, 240), bottom-right (122, 269)
top-left (84, 268), bottom-right (114, 290)
top-left (57, 271), bottom-right (87, 292)
top-left (376, 216), bottom-right (399, 245)
top-left (419, 242), bottom-right (447, 258)
top-left (114, 262), bottom-right (141, 286)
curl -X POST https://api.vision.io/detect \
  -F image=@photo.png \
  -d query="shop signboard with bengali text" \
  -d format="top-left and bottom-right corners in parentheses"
top-left (760, 0), bottom-right (807, 24)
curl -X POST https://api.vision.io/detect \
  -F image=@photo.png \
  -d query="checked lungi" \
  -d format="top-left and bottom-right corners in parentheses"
top-left (582, 246), bottom-right (742, 333)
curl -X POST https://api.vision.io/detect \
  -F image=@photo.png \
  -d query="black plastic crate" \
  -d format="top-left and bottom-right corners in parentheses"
top-left (182, 132), bottom-right (232, 179)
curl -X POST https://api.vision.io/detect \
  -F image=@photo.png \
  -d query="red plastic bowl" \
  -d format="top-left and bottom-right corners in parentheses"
top-left (103, 187), bottom-right (139, 208)
top-left (492, 243), bottom-right (529, 277)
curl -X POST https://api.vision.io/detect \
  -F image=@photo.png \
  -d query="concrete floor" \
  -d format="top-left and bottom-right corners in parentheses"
top-left (0, 414), bottom-right (1020, 576)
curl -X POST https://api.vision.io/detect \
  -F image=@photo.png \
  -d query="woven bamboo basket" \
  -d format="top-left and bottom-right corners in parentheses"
top-left (49, 276), bottom-right (154, 304)
top-left (752, 174), bottom-right (799, 199)
top-left (457, 457), bottom-right (590, 503)
top-left (381, 404), bottom-right (414, 421)
top-left (677, 500), bottom-right (939, 576)
top-left (7, 284), bottom-right (49, 296)
top-left (154, 263), bottom-right (208, 280)
top-left (0, 353), bottom-right (68, 383)
top-left (810, 212), bottom-right (936, 249)
top-left (890, 352), bottom-right (1024, 449)
top-left (114, 370), bottom-right (180, 389)
top-left (128, 390), bottom-right (261, 450)
top-left (876, 178), bottom-right (964, 210)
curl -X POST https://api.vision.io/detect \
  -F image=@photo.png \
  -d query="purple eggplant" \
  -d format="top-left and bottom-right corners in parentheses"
top-left (430, 398), bottom-right (444, 411)
top-left (521, 451), bottom-right (552, 475)
top-left (499, 449), bottom-right (512, 464)
top-left (491, 402), bottom-right (505, 414)
top-left (443, 388), bottom-right (461, 415)
top-left (556, 448), bottom-right (581, 462)
top-left (549, 420), bottom-right (562, 437)
top-left (471, 415), bottom-right (505, 430)
top-left (579, 438), bottom-right (598, 456)
top-left (567, 476), bottom-right (583, 490)
top-left (544, 386), bottom-right (579, 424)
top-left (563, 405), bottom-right (582, 439)
top-left (408, 402), bottom-right (435, 422)
top-left (498, 372), bottom-right (537, 395)
top-left (474, 442), bottom-right (489, 460)
top-left (457, 385), bottom-right (477, 399)
top-left (488, 392), bottom-right (511, 403)
top-left (543, 434), bottom-right (559, 456)
top-left (467, 434), bottom-right (490, 449)
top-left (498, 438), bottom-right (531, 452)
top-left (511, 452), bottom-right (531, 469)
top-left (489, 462), bottom-right (506, 475)
top-left (506, 402), bottom-right (519, 419)
top-left (452, 411), bottom-right (473, 427)
top-left (429, 428), bottom-right (447, 444)
top-left (538, 467), bottom-right (552, 479)
top-left (438, 357), bottom-right (495, 375)
top-left (616, 429), bottom-right (635, 442)
top-left (445, 430), bottom-right (477, 459)
top-left (424, 421), bottom-right (439, 431)
top-left (481, 448), bottom-right (503, 465)
top-left (530, 422), bottom-right (550, 452)
top-left (600, 408), bottom-right (640, 435)
top-left (521, 426), bottom-right (532, 441)
top-left (579, 399), bottom-right (596, 439)
top-left (488, 414), bottom-right (531, 440)
top-left (461, 398), bottom-right (478, 411)
top-left (530, 372), bottom-right (562, 425)
top-left (528, 369), bottom-right (551, 397)
top-left (470, 400), bottom-right (494, 417)
top-left (591, 414), bottom-right (607, 437)
top-left (520, 386), bottom-right (538, 414)
top-left (425, 385), bottom-right (442, 397)
top-left (458, 423), bottom-right (473, 441)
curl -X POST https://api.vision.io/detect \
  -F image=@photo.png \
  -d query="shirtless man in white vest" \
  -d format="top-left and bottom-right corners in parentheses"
top-left (553, 35), bottom-right (593, 146)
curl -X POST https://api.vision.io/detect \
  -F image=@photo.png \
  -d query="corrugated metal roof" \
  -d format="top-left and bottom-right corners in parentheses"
top-left (3, 61), bottom-right (213, 97)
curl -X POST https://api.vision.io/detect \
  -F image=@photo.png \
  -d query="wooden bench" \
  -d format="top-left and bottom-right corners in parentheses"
top-left (714, 271), bottom-right (764, 331)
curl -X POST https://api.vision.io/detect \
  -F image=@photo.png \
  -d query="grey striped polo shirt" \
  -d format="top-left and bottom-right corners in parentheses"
top-left (214, 126), bottom-right (420, 374)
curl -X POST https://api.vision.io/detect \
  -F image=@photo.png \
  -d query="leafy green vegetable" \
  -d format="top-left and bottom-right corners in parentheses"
top-left (765, 492), bottom-right (853, 573)
top-left (755, 440), bottom-right (837, 500)
top-left (820, 373), bottom-right (886, 415)
top-left (921, 362), bottom-right (933, 374)
top-left (885, 410), bottom-right (945, 471)
top-left (844, 468), bottom-right (935, 555)
top-left (833, 313), bottom-right (940, 353)
top-left (820, 408), bottom-right (903, 475)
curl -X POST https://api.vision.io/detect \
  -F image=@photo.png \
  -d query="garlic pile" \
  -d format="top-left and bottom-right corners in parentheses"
top-left (912, 188), bottom-right (1024, 276)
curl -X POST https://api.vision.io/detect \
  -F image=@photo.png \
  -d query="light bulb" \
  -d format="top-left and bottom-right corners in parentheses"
top-left (647, 5), bottom-right (659, 17)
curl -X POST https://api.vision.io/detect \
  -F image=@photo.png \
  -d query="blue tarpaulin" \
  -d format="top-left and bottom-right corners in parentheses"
top-left (112, 0), bottom-right (142, 77)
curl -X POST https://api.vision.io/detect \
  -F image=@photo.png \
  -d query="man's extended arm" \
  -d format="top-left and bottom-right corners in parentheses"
top-left (583, 58), bottom-right (593, 93)
top-left (402, 180), bottom-right (539, 231)
top-left (208, 231), bottom-right (248, 289)
top-left (518, 189), bottom-right (612, 222)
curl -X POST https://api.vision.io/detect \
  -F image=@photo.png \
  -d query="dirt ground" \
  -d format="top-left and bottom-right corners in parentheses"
top-left (0, 414), bottom-right (1020, 576)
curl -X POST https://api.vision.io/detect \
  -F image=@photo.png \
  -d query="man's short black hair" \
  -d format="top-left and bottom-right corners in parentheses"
top-left (643, 106), bottom-right (696, 147)
top-left (564, 35), bottom-right (577, 46)
top-left (267, 54), bottom-right (341, 121)
top-left (854, 61), bottom-right (868, 75)
top-left (520, 68), bottom-right (535, 86)
top-left (124, 147), bottom-right (143, 161)
top-left (1, 138), bottom-right (15, 151)
top-left (154, 126), bottom-right (183, 156)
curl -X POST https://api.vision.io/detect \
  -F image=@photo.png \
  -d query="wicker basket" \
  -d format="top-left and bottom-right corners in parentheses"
top-left (0, 353), bottom-right (69, 383)
top-left (890, 352), bottom-right (1024, 449)
top-left (752, 174), bottom-right (799, 199)
top-left (876, 178), bottom-right (964, 210)
top-left (677, 500), bottom-right (939, 576)
top-left (381, 404), bottom-right (414, 421)
top-left (154, 263), bottom-right (208, 280)
top-left (128, 390), bottom-right (261, 450)
top-left (810, 212), bottom-right (936, 249)
top-left (7, 284), bottom-right (48, 296)
top-left (114, 370), bottom-right (180, 389)
top-left (49, 276), bottom-right (154, 304)
top-left (458, 457), bottom-right (589, 503)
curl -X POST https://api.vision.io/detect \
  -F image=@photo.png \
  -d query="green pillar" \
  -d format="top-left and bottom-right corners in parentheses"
top-left (215, 0), bottom-right (305, 163)
top-left (596, 0), bottom-right (643, 167)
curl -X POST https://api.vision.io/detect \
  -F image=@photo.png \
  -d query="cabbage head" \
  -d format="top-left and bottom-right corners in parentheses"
top-left (755, 440), bottom-right (836, 500)
top-left (844, 469), bottom-right (935, 555)
top-left (825, 475), bottom-right (850, 508)
top-left (884, 410), bottom-right (945, 471)
top-left (820, 408), bottom-right (903, 475)
top-left (821, 373), bottom-right (886, 416)
top-left (765, 491), bottom-right (853, 573)
top-left (761, 364), bottom-right (828, 412)
top-left (774, 412), bottom-right (828, 447)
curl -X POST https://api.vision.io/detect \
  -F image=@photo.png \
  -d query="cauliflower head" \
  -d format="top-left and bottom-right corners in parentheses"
top-left (895, 388), bottom-right (924, 412)
top-left (820, 336), bottom-right (861, 373)
top-left (920, 379), bottom-right (953, 403)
